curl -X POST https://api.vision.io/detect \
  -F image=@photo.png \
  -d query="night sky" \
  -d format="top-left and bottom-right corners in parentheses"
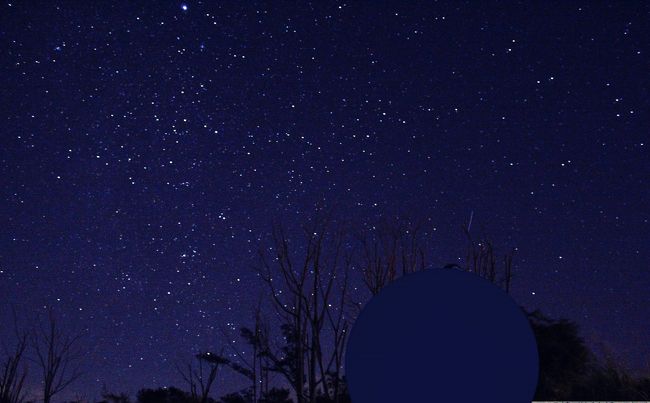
top-left (1, 1), bottom-right (649, 400)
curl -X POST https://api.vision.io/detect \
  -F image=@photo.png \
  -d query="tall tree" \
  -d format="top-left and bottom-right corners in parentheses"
top-left (33, 308), bottom-right (84, 403)
top-left (256, 214), bottom-right (353, 403)
top-left (221, 301), bottom-right (272, 403)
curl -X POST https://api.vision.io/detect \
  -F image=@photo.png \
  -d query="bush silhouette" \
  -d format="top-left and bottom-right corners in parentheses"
top-left (136, 387), bottom-right (209, 403)
top-left (529, 310), bottom-right (650, 401)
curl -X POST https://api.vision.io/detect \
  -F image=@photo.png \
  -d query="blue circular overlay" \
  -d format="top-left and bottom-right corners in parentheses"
top-left (345, 268), bottom-right (539, 403)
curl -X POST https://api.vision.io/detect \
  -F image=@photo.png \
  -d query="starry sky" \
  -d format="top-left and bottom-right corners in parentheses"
top-left (1, 1), bottom-right (649, 400)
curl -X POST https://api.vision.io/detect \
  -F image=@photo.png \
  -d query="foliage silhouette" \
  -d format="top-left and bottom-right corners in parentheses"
top-left (529, 309), bottom-right (591, 399)
top-left (216, 388), bottom-right (253, 403)
top-left (258, 388), bottom-right (293, 403)
top-left (529, 309), bottom-right (650, 401)
top-left (136, 386), bottom-right (211, 403)
top-left (217, 387), bottom-right (294, 403)
top-left (98, 390), bottom-right (131, 403)
top-left (97, 385), bottom-right (131, 403)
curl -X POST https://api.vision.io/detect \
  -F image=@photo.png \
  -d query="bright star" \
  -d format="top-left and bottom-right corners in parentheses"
top-left (180, 3), bottom-right (188, 11)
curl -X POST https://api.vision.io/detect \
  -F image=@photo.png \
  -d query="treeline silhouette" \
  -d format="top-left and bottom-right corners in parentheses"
top-left (2, 214), bottom-right (649, 402)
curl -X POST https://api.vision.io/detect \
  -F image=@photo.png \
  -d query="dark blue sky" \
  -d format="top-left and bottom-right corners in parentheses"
top-left (1, 1), bottom-right (648, 400)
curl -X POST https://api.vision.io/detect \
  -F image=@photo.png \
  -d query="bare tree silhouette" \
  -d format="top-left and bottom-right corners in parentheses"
top-left (32, 308), bottom-right (84, 403)
top-left (176, 351), bottom-right (227, 403)
top-left (255, 214), bottom-right (353, 403)
top-left (220, 301), bottom-right (273, 403)
top-left (0, 312), bottom-right (28, 403)
top-left (461, 222), bottom-right (515, 293)
top-left (357, 217), bottom-right (427, 296)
